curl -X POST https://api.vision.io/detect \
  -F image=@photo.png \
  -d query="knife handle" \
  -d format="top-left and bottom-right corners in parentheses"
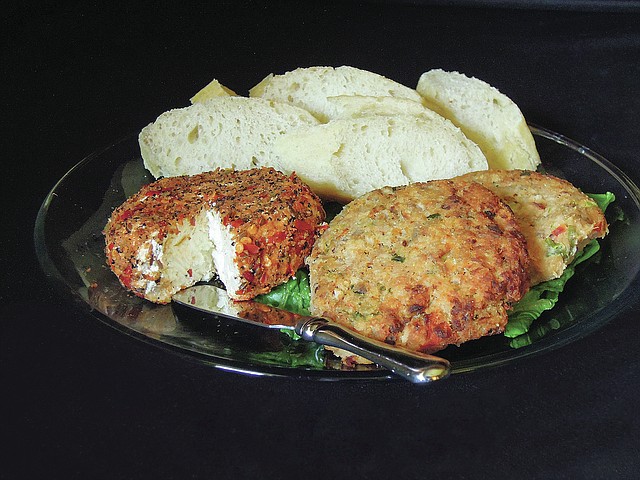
top-left (295, 317), bottom-right (451, 383)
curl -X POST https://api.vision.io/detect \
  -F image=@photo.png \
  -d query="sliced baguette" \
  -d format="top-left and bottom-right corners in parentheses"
top-left (273, 114), bottom-right (488, 203)
top-left (416, 69), bottom-right (540, 170)
top-left (249, 66), bottom-right (425, 122)
top-left (139, 96), bottom-right (320, 179)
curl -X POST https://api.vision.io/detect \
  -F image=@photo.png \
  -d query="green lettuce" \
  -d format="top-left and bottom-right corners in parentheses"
top-left (588, 191), bottom-right (617, 212)
top-left (248, 337), bottom-right (326, 368)
top-left (254, 269), bottom-right (311, 316)
top-left (253, 270), bottom-right (325, 367)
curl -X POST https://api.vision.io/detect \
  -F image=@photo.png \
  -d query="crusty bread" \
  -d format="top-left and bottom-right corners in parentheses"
top-left (249, 66), bottom-right (425, 122)
top-left (273, 114), bottom-right (488, 203)
top-left (139, 91), bottom-right (487, 202)
top-left (416, 69), bottom-right (540, 170)
top-left (139, 96), bottom-right (319, 179)
top-left (190, 79), bottom-right (237, 103)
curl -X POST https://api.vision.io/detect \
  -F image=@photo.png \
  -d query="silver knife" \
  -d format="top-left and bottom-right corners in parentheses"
top-left (172, 284), bottom-right (451, 383)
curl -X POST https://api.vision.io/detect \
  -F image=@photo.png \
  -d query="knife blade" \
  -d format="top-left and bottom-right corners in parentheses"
top-left (172, 284), bottom-right (450, 383)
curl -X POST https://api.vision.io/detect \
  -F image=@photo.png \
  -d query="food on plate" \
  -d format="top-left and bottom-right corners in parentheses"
top-left (272, 113), bottom-right (488, 203)
top-left (104, 167), bottom-right (325, 304)
top-left (416, 69), bottom-right (541, 171)
top-left (306, 179), bottom-right (530, 354)
top-left (249, 65), bottom-right (425, 122)
top-left (120, 65), bottom-right (610, 359)
top-left (139, 96), bottom-right (319, 179)
top-left (458, 169), bottom-right (608, 285)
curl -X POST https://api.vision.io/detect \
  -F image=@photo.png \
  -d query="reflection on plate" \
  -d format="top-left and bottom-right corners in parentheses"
top-left (35, 125), bottom-right (640, 380)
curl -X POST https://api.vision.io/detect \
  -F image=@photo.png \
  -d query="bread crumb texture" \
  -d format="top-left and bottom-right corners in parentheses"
top-left (307, 179), bottom-right (530, 354)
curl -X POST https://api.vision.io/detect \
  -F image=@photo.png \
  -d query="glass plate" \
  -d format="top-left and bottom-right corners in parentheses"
top-left (35, 125), bottom-right (640, 380)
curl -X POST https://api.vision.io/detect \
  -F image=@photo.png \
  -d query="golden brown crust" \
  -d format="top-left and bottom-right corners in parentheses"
top-left (307, 179), bottom-right (530, 354)
top-left (458, 170), bottom-right (608, 284)
top-left (104, 167), bottom-right (325, 303)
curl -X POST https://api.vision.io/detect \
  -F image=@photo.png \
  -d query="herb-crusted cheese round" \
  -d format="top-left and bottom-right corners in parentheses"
top-left (104, 167), bottom-right (325, 304)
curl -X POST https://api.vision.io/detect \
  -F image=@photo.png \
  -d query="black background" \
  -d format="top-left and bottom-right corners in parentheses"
top-left (4, 1), bottom-right (640, 478)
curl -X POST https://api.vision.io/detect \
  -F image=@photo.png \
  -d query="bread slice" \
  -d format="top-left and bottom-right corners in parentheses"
top-left (416, 69), bottom-right (540, 171)
top-left (138, 96), bottom-right (320, 179)
top-left (273, 114), bottom-right (488, 203)
top-left (249, 66), bottom-right (425, 122)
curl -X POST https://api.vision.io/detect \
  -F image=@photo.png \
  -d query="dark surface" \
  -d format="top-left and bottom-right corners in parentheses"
top-left (4, 2), bottom-right (640, 479)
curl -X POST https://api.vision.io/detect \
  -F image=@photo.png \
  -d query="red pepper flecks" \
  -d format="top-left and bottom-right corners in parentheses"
top-left (242, 271), bottom-right (255, 282)
top-left (550, 224), bottom-right (567, 239)
top-left (243, 243), bottom-right (260, 255)
top-left (294, 218), bottom-right (315, 232)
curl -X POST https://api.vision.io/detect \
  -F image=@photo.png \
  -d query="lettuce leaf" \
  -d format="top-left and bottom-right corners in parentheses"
top-left (248, 337), bottom-right (326, 368)
top-left (253, 270), bottom-right (326, 367)
top-left (254, 269), bottom-right (311, 316)
top-left (588, 191), bottom-right (616, 212)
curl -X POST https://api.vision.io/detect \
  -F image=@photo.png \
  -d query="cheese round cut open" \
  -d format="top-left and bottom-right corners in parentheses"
top-left (104, 167), bottom-right (325, 303)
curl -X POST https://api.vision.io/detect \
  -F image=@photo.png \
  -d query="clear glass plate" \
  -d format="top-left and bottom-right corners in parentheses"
top-left (34, 125), bottom-right (640, 380)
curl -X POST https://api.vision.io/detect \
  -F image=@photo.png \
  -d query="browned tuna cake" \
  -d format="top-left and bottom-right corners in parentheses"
top-left (458, 170), bottom-right (608, 285)
top-left (104, 167), bottom-right (325, 304)
top-left (306, 179), bottom-right (530, 354)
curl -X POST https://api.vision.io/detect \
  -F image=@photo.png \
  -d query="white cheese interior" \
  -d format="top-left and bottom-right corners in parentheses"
top-left (206, 210), bottom-right (242, 296)
top-left (151, 210), bottom-right (217, 297)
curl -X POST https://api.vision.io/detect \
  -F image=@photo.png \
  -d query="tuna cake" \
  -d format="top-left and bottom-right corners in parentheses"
top-left (104, 167), bottom-right (325, 304)
top-left (458, 170), bottom-right (608, 285)
top-left (306, 179), bottom-right (530, 354)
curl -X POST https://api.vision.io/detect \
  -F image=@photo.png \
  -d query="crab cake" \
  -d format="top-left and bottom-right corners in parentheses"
top-left (458, 170), bottom-right (608, 285)
top-left (307, 179), bottom-right (530, 354)
top-left (104, 167), bottom-right (325, 304)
